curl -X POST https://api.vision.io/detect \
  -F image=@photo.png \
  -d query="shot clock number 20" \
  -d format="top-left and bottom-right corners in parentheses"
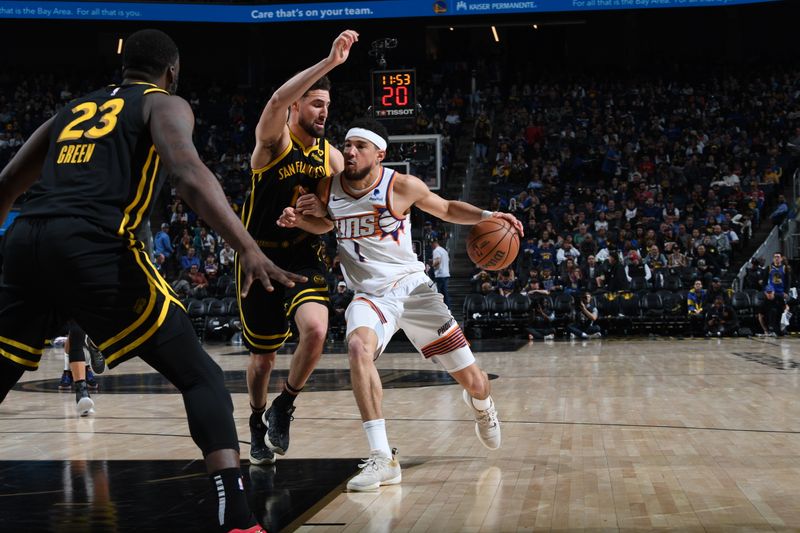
top-left (371, 69), bottom-right (417, 119)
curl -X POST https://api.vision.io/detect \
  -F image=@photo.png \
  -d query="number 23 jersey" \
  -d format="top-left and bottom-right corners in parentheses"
top-left (20, 82), bottom-right (169, 242)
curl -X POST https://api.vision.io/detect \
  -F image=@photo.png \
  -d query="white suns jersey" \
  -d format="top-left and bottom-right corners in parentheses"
top-left (327, 167), bottom-right (425, 296)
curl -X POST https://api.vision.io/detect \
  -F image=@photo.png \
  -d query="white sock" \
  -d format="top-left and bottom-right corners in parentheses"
top-left (469, 394), bottom-right (492, 411)
top-left (63, 352), bottom-right (70, 372)
top-left (363, 419), bottom-right (392, 458)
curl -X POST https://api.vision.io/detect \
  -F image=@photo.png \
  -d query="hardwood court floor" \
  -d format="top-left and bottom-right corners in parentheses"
top-left (2, 336), bottom-right (800, 531)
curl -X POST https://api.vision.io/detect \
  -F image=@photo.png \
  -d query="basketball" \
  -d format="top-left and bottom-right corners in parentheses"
top-left (466, 217), bottom-right (520, 271)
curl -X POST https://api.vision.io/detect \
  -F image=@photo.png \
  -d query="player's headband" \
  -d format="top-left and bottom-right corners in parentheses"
top-left (345, 128), bottom-right (387, 151)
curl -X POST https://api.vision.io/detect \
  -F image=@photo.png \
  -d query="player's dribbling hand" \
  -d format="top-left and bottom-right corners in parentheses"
top-left (492, 211), bottom-right (525, 237)
top-left (238, 248), bottom-right (307, 297)
top-left (277, 206), bottom-right (299, 228)
top-left (330, 30), bottom-right (359, 66)
top-left (295, 192), bottom-right (326, 217)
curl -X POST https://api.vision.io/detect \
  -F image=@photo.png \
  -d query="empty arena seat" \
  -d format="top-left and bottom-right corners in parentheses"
top-left (629, 277), bottom-right (649, 292)
top-left (640, 292), bottom-right (664, 317)
top-left (507, 293), bottom-right (531, 324)
top-left (663, 275), bottom-right (683, 291)
top-left (552, 293), bottom-right (575, 321)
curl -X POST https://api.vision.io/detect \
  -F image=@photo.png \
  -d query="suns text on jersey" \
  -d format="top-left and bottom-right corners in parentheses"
top-left (334, 214), bottom-right (376, 239)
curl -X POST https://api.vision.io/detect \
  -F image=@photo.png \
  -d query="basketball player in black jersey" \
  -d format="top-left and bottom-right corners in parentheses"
top-left (241, 30), bottom-right (357, 466)
top-left (0, 29), bottom-right (304, 533)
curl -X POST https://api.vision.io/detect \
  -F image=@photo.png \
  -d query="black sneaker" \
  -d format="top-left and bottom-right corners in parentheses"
top-left (75, 381), bottom-right (95, 417)
top-left (264, 404), bottom-right (295, 455)
top-left (85, 335), bottom-right (105, 374)
top-left (249, 411), bottom-right (275, 465)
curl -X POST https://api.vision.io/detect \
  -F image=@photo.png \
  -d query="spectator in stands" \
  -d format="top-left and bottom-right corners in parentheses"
top-left (712, 224), bottom-right (732, 268)
top-left (705, 277), bottom-right (729, 305)
top-left (203, 254), bottom-right (219, 283)
top-left (602, 251), bottom-right (629, 292)
top-left (567, 292), bottom-right (602, 340)
top-left (329, 281), bottom-right (352, 341)
top-left (687, 280), bottom-right (707, 335)
top-left (153, 253), bottom-right (167, 278)
top-left (180, 247), bottom-right (201, 272)
top-left (473, 113), bottom-right (492, 164)
top-left (478, 281), bottom-right (495, 296)
top-left (757, 287), bottom-right (787, 337)
top-left (535, 239), bottom-right (557, 271)
top-left (705, 295), bottom-right (738, 337)
top-left (731, 212), bottom-right (752, 246)
top-left (154, 223), bottom-right (173, 263)
top-left (520, 235), bottom-right (538, 270)
top-left (644, 244), bottom-right (667, 272)
top-left (471, 268), bottom-right (493, 293)
top-left (768, 195), bottom-right (789, 226)
top-left (556, 240), bottom-right (580, 265)
top-left (218, 241), bottom-right (235, 275)
top-left (625, 251), bottom-right (652, 287)
top-left (561, 260), bottom-right (584, 295)
top-left (540, 267), bottom-right (561, 292)
top-left (186, 264), bottom-right (210, 299)
top-left (743, 258), bottom-right (767, 291)
top-left (523, 269), bottom-right (550, 297)
top-left (496, 269), bottom-right (517, 297)
top-left (430, 239), bottom-right (451, 309)
top-left (665, 242), bottom-right (688, 270)
top-left (581, 255), bottom-right (602, 292)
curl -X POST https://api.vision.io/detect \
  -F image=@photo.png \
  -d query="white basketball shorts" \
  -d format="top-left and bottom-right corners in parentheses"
top-left (345, 272), bottom-right (475, 372)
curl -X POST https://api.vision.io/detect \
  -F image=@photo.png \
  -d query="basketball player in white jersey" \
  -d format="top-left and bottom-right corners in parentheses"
top-left (278, 118), bottom-right (524, 491)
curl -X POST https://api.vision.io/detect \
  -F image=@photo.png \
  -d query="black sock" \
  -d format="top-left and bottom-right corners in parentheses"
top-left (210, 468), bottom-right (256, 529)
top-left (272, 383), bottom-right (301, 410)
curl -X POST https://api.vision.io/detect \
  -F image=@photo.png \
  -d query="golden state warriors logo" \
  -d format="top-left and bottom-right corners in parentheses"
top-left (310, 150), bottom-right (324, 164)
top-left (433, 1), bottom-right (447, 13)
top-left (313, 275), bottom-right (325, 285)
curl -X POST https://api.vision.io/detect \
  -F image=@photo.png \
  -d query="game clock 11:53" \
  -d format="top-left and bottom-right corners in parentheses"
top-left (371, 69), bottom-right (416, 119)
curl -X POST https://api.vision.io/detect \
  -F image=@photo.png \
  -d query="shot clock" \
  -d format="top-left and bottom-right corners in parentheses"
top-left (371, 69), bottom-right (417, 119)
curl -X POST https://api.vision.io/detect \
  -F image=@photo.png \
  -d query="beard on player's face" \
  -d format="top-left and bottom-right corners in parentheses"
top-left (342, 162), bottom-right (374, 182)
top-left (299, 115), bottom-right (324, 138)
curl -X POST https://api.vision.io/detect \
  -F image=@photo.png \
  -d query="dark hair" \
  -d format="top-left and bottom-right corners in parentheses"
top-left (305, 75), bottom-right (331, 95)
top-left (122, 29), bottom-right (179, 79)
top-left (348, 117), bottom-right (389, 148)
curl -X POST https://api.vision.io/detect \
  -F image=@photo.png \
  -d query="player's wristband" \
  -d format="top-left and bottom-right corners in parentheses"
top-left (481, 210), bottom-right (493, 220)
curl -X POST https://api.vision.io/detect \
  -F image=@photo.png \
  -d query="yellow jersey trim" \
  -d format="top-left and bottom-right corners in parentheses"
top-left (0, 348), bottom-right (38, 369)
top-left (251, 140), bottom-right (292, 174)
top-left (105, 299), bottom-right (170, 365)
top-left (117, 145), bottom-right (156, 237)
top-left (143, 88), bottom-right (170, 95)
top-left (289, 130), bottom-right (323, 157)
top-left (286, 295), bottom-right (329, 317)
top-left (0, 335), bottom-right (44, 355)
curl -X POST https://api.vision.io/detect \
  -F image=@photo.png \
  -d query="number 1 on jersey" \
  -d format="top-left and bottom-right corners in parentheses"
top-left (353, 241), bottom-right (366, 262)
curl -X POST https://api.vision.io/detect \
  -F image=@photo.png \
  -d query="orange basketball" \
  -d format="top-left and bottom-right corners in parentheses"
top-left (466, 217), bottom-right (520, 271)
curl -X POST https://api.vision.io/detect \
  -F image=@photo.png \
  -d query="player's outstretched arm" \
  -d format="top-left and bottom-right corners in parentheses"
top-left (148, 93), bottom-right (306, 296)
top-left (252, 30), bottom-right (358, 169)
top-left (398, 174), bottom-right (524, 236)
top-left (0, 117), bottom-right (54, 225)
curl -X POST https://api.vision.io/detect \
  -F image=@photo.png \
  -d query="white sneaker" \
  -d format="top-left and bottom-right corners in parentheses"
top-left (590, 332), bottom-right (602, 339)
top-left (77, 396), bottom-right (94, 417)
top-left (543, 334), bottom-right (555, 341)
top-left (569, 332), bottom-right (577, 340)
top-left (346, 449), bottom-right (401, 491)
top-left (463, 389), bottom-right (501, 450)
